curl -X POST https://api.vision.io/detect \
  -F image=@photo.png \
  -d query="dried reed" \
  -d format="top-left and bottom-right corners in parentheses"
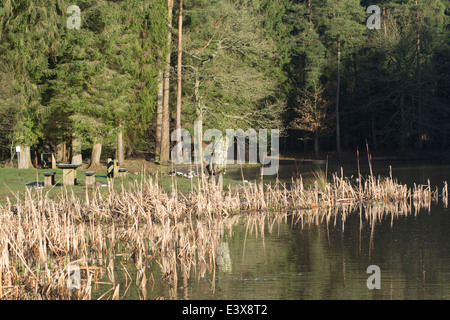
top-left (0, 165), bottom-right (446, 299)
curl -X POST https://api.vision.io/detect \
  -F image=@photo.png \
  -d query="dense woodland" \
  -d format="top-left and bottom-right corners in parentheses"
top-left (0, 0), bottom-right (449, 168)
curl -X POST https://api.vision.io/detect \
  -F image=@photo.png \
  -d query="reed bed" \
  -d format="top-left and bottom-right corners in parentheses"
top-left (0, 167), bottom-right (447, 299)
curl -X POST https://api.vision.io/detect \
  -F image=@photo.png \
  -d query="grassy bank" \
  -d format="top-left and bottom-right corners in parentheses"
top-left (0, 167), bottom-right (120, 205)
top-left (0, 165), bottom-right (249, 206)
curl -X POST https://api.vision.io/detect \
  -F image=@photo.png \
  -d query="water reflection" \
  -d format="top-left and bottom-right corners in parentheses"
top-left (86, 161), bottom-right (450, 300)
top-left (227, 160), bottom-right (450, 189)
top-left (91, 191), bottom-right (450, 300)
top-left (197, 202), bottom-right (450, 300)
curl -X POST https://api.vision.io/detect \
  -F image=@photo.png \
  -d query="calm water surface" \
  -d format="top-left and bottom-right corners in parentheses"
top-left (93, 161), bottom-right (450, 300)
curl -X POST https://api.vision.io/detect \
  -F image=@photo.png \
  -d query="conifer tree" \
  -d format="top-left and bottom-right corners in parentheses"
top-left (0, 0), bottom-right (60, 167)
top-left (317, 0), bottom-right (367, 154)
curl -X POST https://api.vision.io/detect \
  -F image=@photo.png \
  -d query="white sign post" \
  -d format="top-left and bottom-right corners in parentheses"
top-left (16, 146), bottom-right (20, 168)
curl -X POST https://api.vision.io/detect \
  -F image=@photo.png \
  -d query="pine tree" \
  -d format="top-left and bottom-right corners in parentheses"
top-left (284, 1), bottom-right (329, 157)
top-left (0, 0), bottom-right (60, 167)
top-left (46, 0), bottom-right (166, 164)
top-left (317, 0), bottom-right (367, 154)
top-left (160, 0), bottom-right (174, 165)
top-left (358, 0), bottom-right (450, 151)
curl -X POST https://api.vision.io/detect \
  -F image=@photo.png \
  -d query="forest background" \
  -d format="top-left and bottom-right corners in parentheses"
top-left (0, 0), bottom-right (449, 169)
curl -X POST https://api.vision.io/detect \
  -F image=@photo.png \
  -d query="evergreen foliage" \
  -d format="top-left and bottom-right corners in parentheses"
top-left (0, 0), bottom-right (448, 162)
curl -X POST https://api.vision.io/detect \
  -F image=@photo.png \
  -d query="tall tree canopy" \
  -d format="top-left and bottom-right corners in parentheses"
top-left (0, 0), bottom-right (449, 164)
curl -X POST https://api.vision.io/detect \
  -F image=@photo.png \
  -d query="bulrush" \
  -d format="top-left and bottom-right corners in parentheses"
top-left (0, 168), bottom-right (446, 299)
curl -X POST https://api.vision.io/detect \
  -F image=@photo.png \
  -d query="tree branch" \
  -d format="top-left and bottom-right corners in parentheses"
top-left (195, 13), bottom-right (227, 55)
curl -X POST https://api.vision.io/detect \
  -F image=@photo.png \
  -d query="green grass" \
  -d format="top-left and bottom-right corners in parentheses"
top-left (0, 167), bottom-right (248, 206)
top-left (0, 167), bottom-right (133, 205)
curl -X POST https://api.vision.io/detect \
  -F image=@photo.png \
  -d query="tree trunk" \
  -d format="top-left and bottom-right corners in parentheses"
top-left (72, 133), bottom-right (82, 165)
top-left (51, 153), bottom-right (56, 169)
top-left (314, 129), bottom-right (319, 159)
top-left (174, 0), bottom-right (183, 161)
top-left (155, 70), bottom-right (164, 163)
top-left (194, 67), bottom-right (203, 171)
top-left (400, 97), bottom-right (407, 152)
top-left (117, 124), bottom-right (124, 167)
top-left (176, 0), bottom-right (183, 131)
top-left (56, 142), bottom-right (66, 163)
top-left (335, 35), bottom-right (341, 155)
top-left (372, 111), bottom-right (377, 151)
top-left (161, 0), bottom-right (174, 165)
top-left (308, 0), bottom-right (312, 23)
top-left (415, 0), bottom-right (422, 149)
top-left (417, 29), bottom-right (422, 149)
top-left (90, 140), bottom-right (102, 168)
top-left (18, 145), bottom-right (33, 169)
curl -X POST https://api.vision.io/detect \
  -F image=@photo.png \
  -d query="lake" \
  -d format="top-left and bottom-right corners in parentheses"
top-left (92, 160), bottom-right (450, 300)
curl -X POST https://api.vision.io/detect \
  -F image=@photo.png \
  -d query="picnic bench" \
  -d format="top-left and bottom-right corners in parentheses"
top-left (41, 152), bottom-right (56, 169)
top-left (57, 163), bottom-right (82, 186)
top-left (107, 158), bottom-right (118, 178)
top-left (107, 158), bottom-right (127, 178)
top-left (118, 167), bottom-right (128, 177)
top-left (44, 171), bottom-right (56, 187)
top-left (85, 171), bottom-right (96, 186)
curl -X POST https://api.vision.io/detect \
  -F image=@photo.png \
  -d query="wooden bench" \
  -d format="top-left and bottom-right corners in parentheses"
top-left (85, 171), bottom-right (96, 186)
top-left (56, 164), bottom-right (82, 186)
top-left (118, 167), bottom-right (127, 178)
top-left (107, 159), bottom-right (127, 178)
top-left (107, 158), bottom-right (119, 178)
top-left (41, 152), bottom-right (56, 169)
top-left (44, 172), bottom-right (56, 187)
